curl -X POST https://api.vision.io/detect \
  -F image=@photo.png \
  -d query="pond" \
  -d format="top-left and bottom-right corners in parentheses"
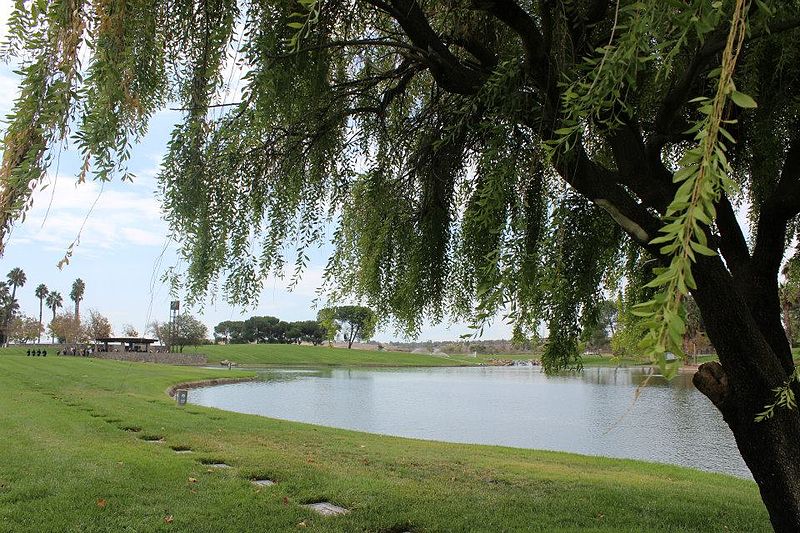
top-left (188, 366), bottom-right (749, 478)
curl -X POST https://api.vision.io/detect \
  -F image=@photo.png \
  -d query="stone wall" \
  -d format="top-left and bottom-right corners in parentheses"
top-left (91, 351), bottom-right (207, 365)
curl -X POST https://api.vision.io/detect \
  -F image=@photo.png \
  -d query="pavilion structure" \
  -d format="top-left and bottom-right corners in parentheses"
top-left (95, 337), bottom-right (160, 353)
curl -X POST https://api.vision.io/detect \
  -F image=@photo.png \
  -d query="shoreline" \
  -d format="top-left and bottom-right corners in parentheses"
top-left (165, 375), bottom-right (260, 397)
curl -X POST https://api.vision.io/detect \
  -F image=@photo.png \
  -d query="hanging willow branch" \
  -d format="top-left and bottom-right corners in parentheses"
top-left (633, 0), bottom-right (754, 378)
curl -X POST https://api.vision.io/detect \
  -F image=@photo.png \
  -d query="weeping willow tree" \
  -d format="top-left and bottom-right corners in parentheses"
top-left (2, 0), bottom-right (800, 528)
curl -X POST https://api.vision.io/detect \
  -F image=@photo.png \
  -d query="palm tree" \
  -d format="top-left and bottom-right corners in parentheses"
top-left (70, 278), bottom-right (85, 322)
top-left (0, 282), bottom-right (17, 346)
top-left (7, 268), bottom-right (26, 301)
top-left (45, 291), bottom-right (63, 343)
top-left (3, 268), bottom-right (25, 347)
top-left (35, 284), bottom-right (48, 344)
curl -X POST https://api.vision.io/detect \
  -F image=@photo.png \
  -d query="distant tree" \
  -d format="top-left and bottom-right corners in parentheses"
top-left (611, 290), bottom-right (646, 359)
top-left (283, 320), bottom-right (326, 345)
top-left (147, 320), bottom-right (165, 344)
top-left (172, 315), bottom-right (208, 352)
top-left (49, 310), bottom-right (85, 345)
top-left (275, 321), bottom-right (290, 343)
top-left (45, 291), bottom-right (63, 343)
top-left (34, 284), bottom-right (48, 343)
top-left (147, 316), bottom-right (207, 351)
top-left (85, 309), bottom-right (112, 340)
top-left (318, 306), bottom-right (377, 349)
top-left (70, 278), bottom-right (85, 321)
top-left (8, 315), bottom-right (42, 344)
top-left (121, 324), bottom-right (139, 337)
top-left (581, 299), bottom-right (618, 351)
top-left (214, 320), bottom-right (242, 344)
top-left (7, 267), bottom-right (26, 303)
top-left (317, 308), bottom-right (339, 346)
top-left (0, 282), bottom-right (18, 346)
top-left (298, 320), bottom-right (326, 345)
top-left (285, 323), bottom-right (303, 344)
top-left (147, 320), bottom-right (175, 347)
top-left (780, 259), bottom-right (800, 348)
top-left (3, 268), bottom-right (25, 346)
top-left (242, 316), bottom-right (284, 343)
top-left (682, 296), bottom-right (707, 358)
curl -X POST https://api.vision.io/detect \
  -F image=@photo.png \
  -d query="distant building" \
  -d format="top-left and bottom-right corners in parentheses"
top-left (95, 337), bottom-right (160, 353)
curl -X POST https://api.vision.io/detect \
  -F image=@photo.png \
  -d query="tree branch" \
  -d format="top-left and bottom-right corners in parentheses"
top-left (652, 16), bottom-right (800, 153)
top-left (752, 138), bottom-right (800, 278)
top-left (267, 38), bottom-right (421, 59)
top-left (739, 138), bottom-right (800, 375)
top-left (607, 121), bottom-right (674, 213)
top-left (553, 142), bottom-right (664, 253)
top-left (359, 0), bottom-right (488, 95)
top-left (471, 0), bottom-right (545, 68)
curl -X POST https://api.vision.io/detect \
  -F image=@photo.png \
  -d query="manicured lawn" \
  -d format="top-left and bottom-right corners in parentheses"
top-left (580, 354), bottom-right (719, 368)
top-left (195, 343), bottom-right (478, 367)
top-left (0, 355), bottom-right (769, 532)
top-left (580, 355), bottom-right (653, 367)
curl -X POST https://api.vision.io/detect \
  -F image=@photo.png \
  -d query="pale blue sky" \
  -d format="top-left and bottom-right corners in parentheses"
top-left (0, 3), bottom-right (514, 342)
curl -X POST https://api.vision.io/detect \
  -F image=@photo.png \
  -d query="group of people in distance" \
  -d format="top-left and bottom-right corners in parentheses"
top-left (59, 347), bottom-right (93, 357)
top-left (26, 349), bottom-right (47, 357)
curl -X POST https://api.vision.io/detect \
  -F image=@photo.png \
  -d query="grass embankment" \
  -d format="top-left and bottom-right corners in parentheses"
top-left (197, 343), bottom-right (483, 367)
top-left (0, 355), bottom-right (769, 532)
top-left (580, 354), bottom-right (719, 368)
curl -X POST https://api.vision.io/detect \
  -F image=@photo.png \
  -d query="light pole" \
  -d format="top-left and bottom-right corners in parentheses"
top-left (169, 300), bottom-right (179, 352)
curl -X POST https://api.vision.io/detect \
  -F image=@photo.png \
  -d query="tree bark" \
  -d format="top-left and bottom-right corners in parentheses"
top-left (691, 256), bottom-right (800, 531)
top-left (694, 359), bottom-right (800, 532)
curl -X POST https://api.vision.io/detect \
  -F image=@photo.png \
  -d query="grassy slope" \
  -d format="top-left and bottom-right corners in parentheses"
top-left (580, 354), bottom-right (720, 368)
top-left (2, 345), bottom-right (725, 369)
top-left (0, 355), bottom-right (768, 532)
top-left (195, 343), bottom-right (482, 367)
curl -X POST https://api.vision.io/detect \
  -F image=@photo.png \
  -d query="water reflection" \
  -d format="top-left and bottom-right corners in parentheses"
top-left (189, 366), bottom-right (749, 478)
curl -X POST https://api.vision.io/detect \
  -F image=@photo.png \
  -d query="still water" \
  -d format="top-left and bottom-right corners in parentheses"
top-left (189, 366), bottom-right (749, 478)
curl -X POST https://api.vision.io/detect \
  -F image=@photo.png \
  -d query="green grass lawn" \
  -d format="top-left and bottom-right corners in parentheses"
top-left (195, 343), bottom-right (482, 367)
top-left (579, 354), bottom-right (720, 368)
top-left (0, 354), bottom-right (769, 532)
top-left (579, 355), bottom-right (652, 367)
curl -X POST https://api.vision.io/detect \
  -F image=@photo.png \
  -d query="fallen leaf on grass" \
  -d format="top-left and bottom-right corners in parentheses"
top-left (282, 496), bottom-right (289, 506)
top-left (164, 515), bottom-right (174, 524)
top-left (96, 499), bottom-right (107, 509)
top-left (297, 521), bottom-right (307, 528)
top-left (188, 477), bottom-right (198, 483)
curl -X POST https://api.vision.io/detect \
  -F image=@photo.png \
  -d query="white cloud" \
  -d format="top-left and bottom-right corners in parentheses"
top-left (13, 177), bottom-right (170, 255)
top-left (0, 71), bottom-right (19, 106)
top-left (0, 0), bottom-right (14, 43)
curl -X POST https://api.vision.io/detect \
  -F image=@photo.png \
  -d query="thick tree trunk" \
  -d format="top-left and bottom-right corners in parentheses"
top-left (695, 361), bottom-right (800, 531)
top-left (691, 257), bottom-right (800, 531)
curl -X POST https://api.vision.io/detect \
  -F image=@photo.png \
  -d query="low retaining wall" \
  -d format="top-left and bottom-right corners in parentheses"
top-left (91, 351), bottom-right (208, 366)
top-left (166, 376), bottom-right (258, 397)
